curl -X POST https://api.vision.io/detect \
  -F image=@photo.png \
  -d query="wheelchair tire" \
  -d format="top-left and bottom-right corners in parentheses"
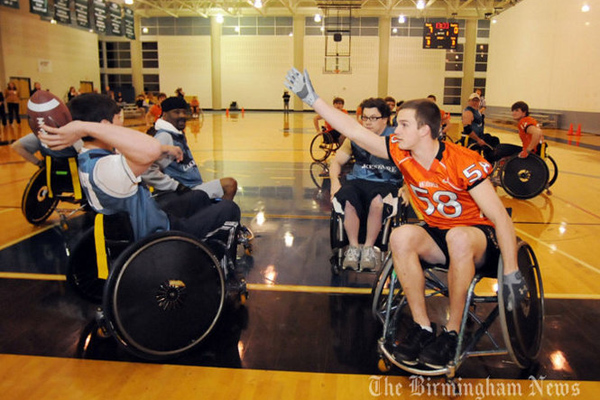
top-left (21, 167), bottom-right (59, 225)
top-left (546, 155), bottom-right (558, 188)
top-left (498, 239), bottom-right (544, 369)
top-left (310, 133), bottom-right (333, 162)
top-left (67, 226), bottom-right (105, 303)
top-left (309, 161), bottom-right (329, 189)
top-left (371, 257), bottom-right (405, 324)
top-left (500, 155), bottom-right (549, 199)
top-left (102, 231), bottom-right (226, 360)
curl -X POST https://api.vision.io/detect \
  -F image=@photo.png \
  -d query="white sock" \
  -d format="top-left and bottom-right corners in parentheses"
top-left (420, 324), bottom-right (433, 333)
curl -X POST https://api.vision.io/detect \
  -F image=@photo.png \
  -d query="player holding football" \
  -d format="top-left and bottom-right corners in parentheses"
top-left (284, 68), bottom-right (528, 368)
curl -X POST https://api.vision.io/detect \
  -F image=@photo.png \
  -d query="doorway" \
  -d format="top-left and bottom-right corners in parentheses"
top-left (9, 76), bottom-right (31, 117)
top-left (79, 81), bottom-right (94, 94)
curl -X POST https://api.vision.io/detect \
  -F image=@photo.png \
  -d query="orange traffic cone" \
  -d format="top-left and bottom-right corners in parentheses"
top-left (576, 124), bottom-right (582, 136)
top-left (241, 107), bottom-right (245, 116)
top-left (226, 108), bottom-right (229, 117)
top-left (567, 123), bottom-right (574, 136)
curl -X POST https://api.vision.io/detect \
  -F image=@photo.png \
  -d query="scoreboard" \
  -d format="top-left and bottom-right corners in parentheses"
top-left (423, 22), bottom-right (459, 49)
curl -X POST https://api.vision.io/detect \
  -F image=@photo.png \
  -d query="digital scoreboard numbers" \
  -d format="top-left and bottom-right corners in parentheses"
top-left (423, 22), bottom-right (459, 49)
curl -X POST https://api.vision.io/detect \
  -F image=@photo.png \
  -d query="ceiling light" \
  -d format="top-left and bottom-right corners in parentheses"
top-left (124, 0), bottom-right (134, 5)
top-left (254, 0), bottom-right (262, 8)
top-left (582, 4), bottom-right (590, 12)
top-left (314, 14), bottom-right (322, 23)
top-left (492, 18), bottom-right (497, 24)
top-left (416, 0), bottom-right (425, 10)
top-left (398, 14), bottom-right (406, 24)
top-left (392, 27), bottom-right (398, 34)
top-left (216, 13), bottom-right (224, 24)
top-left (142, 26), bottom-right (149, 33)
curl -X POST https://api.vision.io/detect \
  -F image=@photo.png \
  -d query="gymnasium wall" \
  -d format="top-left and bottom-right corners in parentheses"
top-left (0, 7), bottom-right (100, 101)
top-left (487, 0), bottom-right (600, 133)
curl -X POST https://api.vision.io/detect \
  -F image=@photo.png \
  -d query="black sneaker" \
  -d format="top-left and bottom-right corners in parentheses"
top-left (419, 327), bottom-right (458, 369)
top-left (502, 271), bottom-right (529, 312)
top-left (392, 323), bottom-right (435, 365)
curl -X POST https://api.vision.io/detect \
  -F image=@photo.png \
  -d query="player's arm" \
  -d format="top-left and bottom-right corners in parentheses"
top-left (142, 133), bottom-right (183, 191)
top-left (285, 68), bottom-right (387, 159)
top-left (521, 125), bottom-right (543, 157)
top-left (469, 179), bottom-right (518, 275)
top-left (11, 138), bottom-right (43, 166)
top-left (329, 140), bottom-right (352, 198)
top-left (40, 121), bottom-right (162, 177)
top-left (313, 114), bottom-right (323, 132)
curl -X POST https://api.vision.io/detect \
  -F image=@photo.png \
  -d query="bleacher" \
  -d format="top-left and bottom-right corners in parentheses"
top-left (122, 103), bottom-right (143, 119)
top-left (487, 110), bottom-right (561, 129)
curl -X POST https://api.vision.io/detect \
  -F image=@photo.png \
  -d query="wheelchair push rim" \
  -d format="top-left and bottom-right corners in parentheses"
top-left (498, 239), bottom-right (544, 369)
top-left (21, 166), bottom-right (59, 224)
top-left (102, 232), bottom-right (226, 360)
top-left (546, 155), bottom-right (559, 188)
top-left (500, 154), bottom-right (549, 199)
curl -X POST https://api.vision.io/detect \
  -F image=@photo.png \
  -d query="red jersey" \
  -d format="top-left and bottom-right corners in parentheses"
top-left (387, 138), bottom-right (493, 229)
top-left (149, 104), bottom-right (162, 119)
top-left (517, 116), bottom-right (542, 152)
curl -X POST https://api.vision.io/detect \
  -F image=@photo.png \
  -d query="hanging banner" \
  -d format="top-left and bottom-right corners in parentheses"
top-left (30, 0), bottom-right (48, 15)
top-left (92, 0), bottom-right (107, 34)
top-left (1, 0), bottom-right (20, 10)
top-left (75, 0), bottom-right (90, 28)
top-left (123, 7), bottom-right (135, 40)
top-left (107, 2), bottom-right (123, 36)
top-left (54, 0), bottom-right (71, 25)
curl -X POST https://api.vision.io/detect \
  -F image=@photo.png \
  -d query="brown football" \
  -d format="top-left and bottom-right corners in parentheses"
top-left (27, 90), bottom-right (72, 136)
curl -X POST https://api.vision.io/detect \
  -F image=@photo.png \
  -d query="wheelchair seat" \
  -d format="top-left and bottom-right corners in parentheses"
top-left (372, 237), bottom-right (544, 378)
top-left (67, 212), bottom-right (248, 360)
top-left (21, 156), bottom-right (86, 225)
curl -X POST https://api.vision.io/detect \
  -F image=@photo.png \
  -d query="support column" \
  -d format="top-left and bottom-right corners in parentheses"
top-left (211, 17), bottom-right (222, 110)
top-left (130, 14), bottom-right (143, 95)
top-left (461, 19), bottom-right (477, 105)
top-left (292, 15), bottom-right (305, 112)
top-left (377, 16), bottom-right (390, 98)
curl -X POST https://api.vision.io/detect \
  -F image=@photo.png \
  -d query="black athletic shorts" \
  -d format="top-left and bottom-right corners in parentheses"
top-left (420, 223), bottom-right (500, 274)
top-left (334, 179), bottom-right (399, 221)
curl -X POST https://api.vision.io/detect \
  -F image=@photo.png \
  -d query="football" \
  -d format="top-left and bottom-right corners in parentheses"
top-left (27, 90), bottom-right (72, 136)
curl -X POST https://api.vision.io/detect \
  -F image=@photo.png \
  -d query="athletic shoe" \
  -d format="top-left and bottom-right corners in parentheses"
top-left (342, 246), bottom-right (361, 271)
top-left (360, 246), bottom-right (377, 271)
top-left (503, 270), bottom-right (529, 312)
top-left (392, 323), bottom-right (436, 366)
top-left (419, 327), bottom-right (458, 369)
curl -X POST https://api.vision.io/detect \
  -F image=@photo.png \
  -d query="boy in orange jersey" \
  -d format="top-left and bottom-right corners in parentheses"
top-left (285, 68), bottom-right (527, 369)
top-left (313, 97), bottom-right (348, 145)
top-left (488, 101), bottom-right (545, 162)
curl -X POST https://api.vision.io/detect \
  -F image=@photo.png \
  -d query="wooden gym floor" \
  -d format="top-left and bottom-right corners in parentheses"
top-left (0, 112), bottom-right (599, 399)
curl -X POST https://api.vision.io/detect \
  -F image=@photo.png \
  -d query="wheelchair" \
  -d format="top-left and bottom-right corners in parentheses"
top-left (67, 212), bottom-right (248, 360)
top-left (21, 156), bottom-right (87, 227)
top-left (372, 236), bottom-right (544, 379)
top-left (310, 129), bottom-right (342, 162)
top-left (329, 193), bottom-right (406, 275)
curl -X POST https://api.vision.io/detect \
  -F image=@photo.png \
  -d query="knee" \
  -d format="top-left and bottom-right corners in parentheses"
top-left (445, 228), bottom-right (474, 259)
top-left (390, 225), bottom-right (417, 253)
top-left (369, 195), bottom-right (383, 212)
top-left (220, 177), bottom-right (237, 199)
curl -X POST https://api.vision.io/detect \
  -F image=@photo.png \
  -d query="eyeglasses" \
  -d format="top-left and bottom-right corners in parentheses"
top-left (360, 115), bottom-right (384, 122)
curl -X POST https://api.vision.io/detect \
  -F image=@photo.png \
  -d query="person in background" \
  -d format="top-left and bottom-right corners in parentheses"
top-left (30, 82), bottom-right (42, 96)
top-left (384, 96), bottom-right (397, 126)
top-left (146, 93), bottom-right (167, 127)
top-left (282, 90), bottom-right (291, 112)
top-left (5, 82), bottom-right (20, 125)
top-left (475, 89), bottom-right (486, 115)
top-left (314, 97), bottom-right (347, 145)
top-left (0, 91), bottom-right (6, 127)
top-left (68, 86), bottom-right (79, 101)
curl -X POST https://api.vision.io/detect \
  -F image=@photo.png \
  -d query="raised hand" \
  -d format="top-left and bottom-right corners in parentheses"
top-left (284, 68), bottom-right (319, 107)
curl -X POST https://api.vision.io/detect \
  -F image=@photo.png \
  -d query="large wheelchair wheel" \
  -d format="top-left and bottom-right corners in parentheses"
top-left (67, 226), bottom-right (105, 303)
top-left (500, 155), bottom-right (549, 199)
top-left (102, 231), bottom-right (226, 360)
top-left (310, 132), bottom-right (334, 162)
top-left (498, 239), bottom-right (544, 369)
top-left (309, 161), bottom-right (329, 189)
top-left (21, 167), bottom-right (58, 225)
top-left (546, 155), bottom-right (558, 188)
top-left (371, 257), bottom-right (405, 324)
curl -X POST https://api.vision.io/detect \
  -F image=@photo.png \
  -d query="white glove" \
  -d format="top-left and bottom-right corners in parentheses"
top-left (284, 68), bottom-right (319, 107)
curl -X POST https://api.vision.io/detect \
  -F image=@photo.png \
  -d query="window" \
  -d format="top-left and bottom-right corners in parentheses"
top-left (143, 74), bottom-right (160, 93)
top-left (475, 43), bottom-right (488, 72)
top-left (443, 77), bottom-right (462, 105)
top-left (105, 41), bottom-right (131, 68)
top-left (445, 44), bottom-right (464, 72)
top-left (142, 42), bottom-right (159, 69)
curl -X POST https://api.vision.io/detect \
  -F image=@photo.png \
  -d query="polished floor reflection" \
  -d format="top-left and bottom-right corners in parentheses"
top-left (0, 112), bottom-right (599, 397)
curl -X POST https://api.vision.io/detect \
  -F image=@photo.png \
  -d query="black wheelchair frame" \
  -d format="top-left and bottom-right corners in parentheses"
top-left (21, 156), bottom-right (87, 227)
top-left (372, 237), bottom-right (544, 378)
top-left (68, 213), bottom-right (248, 360)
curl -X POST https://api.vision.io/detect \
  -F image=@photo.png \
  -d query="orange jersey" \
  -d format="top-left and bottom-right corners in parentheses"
top-left (517, 116), bottom-right (542, 152)
top-left (387, 138), bottom-right (493, 229)
top-left (325, 109), bottom-right (348, 131)
top-left (149, 104), bottom-right (162, 118)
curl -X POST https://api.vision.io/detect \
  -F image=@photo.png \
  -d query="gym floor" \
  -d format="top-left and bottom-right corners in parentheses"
top-left (0, 112), bottom-right (599, 399)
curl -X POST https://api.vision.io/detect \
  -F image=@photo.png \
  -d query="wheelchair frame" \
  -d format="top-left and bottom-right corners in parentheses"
top-left (68, 213), bottom-right (248, 360)
top-left (21, 156), bottom-right (87, 227)
top-left (372, 238), bottom-right (544, 378)
top-left (310, 130), bottom-right (341, 162)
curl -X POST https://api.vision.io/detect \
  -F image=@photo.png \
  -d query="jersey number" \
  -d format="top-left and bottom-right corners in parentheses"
top-left (410, 185), bottom-right (462, 218)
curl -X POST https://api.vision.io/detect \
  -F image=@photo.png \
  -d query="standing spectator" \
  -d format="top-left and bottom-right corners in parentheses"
top-left (67, 86), bottom-right (79, 101)
top-left (475, 89), bottom-right (486, 115)
top-left (282, 90), bottom-right (291, 112)
top-left (175, 87), bottom-right (185, 98)
top-left (104, 85), bottom-right (115, 100)
top-left (30, 82), bottom-right (42, 96)
top-left (5, 82), bottom-right (20, 125)
top-left (0, 91), bottom-right (6, 127)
